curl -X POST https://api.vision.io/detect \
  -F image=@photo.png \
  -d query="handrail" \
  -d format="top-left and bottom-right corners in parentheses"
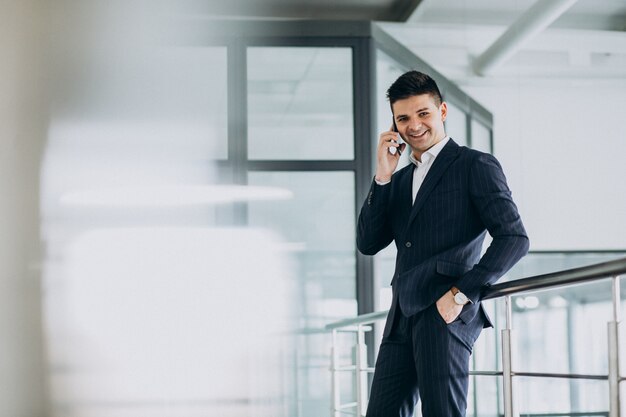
top-left (325, 257), bottom-right (626, 331)
top-left (326, 311), bottom-right (387, 330)
top-left (325, 256), bottom-right (626, 417)
top-left (482, 257), bottom-right (626, 300)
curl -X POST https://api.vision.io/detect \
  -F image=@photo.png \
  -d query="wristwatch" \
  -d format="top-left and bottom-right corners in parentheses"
top-left (451, 286), bottom-right (471, 305)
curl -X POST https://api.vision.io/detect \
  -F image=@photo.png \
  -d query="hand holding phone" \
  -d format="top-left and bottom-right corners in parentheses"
top-left (375, 122), bottom-right (405, 182)
top-left (388, 122), bottom-right (402, 156)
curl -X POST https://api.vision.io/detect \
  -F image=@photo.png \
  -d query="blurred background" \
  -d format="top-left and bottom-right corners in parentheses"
top-left (1, 0), bottom-right (625, 416)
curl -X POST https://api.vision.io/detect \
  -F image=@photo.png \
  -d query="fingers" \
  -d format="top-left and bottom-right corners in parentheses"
top-left (378, 131), bottom-right (401, 155)
top-left (436, 296), bottom-right (462, 323)
top-left (376, 130), bottom-right (402, 179)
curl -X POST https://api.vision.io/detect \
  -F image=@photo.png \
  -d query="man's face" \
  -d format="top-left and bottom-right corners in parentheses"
top-left (392, 94), bottom-right (447, 160)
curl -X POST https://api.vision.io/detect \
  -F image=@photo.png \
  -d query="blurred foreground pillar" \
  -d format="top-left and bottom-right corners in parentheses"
top-left (0, 0), bottom-right (50, 416)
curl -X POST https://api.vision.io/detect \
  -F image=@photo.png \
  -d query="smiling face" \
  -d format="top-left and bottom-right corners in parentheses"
top-left (392, 93), bottom-right (447, 161)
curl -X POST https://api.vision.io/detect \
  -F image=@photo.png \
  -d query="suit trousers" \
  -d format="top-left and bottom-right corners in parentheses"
top-left (365, 301), bottom-right (484, 417)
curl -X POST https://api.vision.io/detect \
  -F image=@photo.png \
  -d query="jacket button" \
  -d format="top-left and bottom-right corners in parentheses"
top-left (405, 241), bottom-right (412, 248)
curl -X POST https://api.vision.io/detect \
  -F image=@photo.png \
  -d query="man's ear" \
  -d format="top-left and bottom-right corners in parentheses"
top-left (440, 102), bottom-right (448, 122)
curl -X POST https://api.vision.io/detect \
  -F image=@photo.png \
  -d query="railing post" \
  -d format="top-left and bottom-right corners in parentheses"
top-left (355, 325), bottom-right (369, 417)
top-left (609, 276), bottom-right (621, 417)
top-left (330, 329), bottom-right (341, 417)
top-left (502, 295), bottom-right (518, 417)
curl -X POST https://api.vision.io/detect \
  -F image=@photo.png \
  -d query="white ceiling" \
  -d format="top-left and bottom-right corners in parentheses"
top-left (380, 0), bottom-right (626, 84)
top-left (407, 0), bottom-right (626, 30)
top-left (200, 0), bottom-right (626, 83)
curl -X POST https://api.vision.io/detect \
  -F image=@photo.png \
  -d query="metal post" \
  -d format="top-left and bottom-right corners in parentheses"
top-left (502, 295), bottom-right (517, 417)
top-left (331, 329), bottom-right (341, 417)
top-left (355, 325), bottom-right (369, 416)
top-left (608, 276), bottom-right (621, 417)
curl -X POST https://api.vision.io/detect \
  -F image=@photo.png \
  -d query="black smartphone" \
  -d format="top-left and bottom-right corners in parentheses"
top-left (389, 119), bottom-right (402, 155)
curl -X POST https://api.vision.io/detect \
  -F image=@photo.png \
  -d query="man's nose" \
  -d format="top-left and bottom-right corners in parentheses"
top-left (407, 120), bottom-right (422, 131)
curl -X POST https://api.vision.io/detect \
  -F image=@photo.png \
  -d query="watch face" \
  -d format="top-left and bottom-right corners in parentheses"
top-left (454, 293), bottom-right (467, 305)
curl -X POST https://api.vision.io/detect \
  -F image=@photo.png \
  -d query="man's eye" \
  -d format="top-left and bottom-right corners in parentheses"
top-left (419, 112), bottom-right (429, 117)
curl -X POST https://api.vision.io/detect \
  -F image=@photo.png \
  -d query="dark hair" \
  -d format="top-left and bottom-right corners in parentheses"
top-left (386, 70), bottom-right (443, 106)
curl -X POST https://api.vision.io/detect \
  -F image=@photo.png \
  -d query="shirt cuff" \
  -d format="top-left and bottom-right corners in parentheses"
top-left (374, 178), bottom-right (391, 186)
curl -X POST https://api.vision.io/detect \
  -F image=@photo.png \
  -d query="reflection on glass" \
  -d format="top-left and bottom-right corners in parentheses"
top-left (248, 171), bottom-right (357, 417)
top-left (445, 101), bottom-right (468, 146)
top-left (248, 171), bottom-right (357, 323)
top-left (247, 47), bottom-right (354, 160)
top-left (471, 120), bottom-right (491, 153)
top-left (517, 377), bottom-right (608, 415)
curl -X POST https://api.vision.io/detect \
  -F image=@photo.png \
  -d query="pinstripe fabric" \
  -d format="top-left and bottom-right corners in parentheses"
top-left (357, 139), bottom-right (529, 416)
top-left (366, 302), bottom-right (483, 417)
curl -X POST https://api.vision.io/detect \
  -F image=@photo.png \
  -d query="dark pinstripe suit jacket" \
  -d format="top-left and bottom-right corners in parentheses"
top-left (357, 139), bottom-right (529, 333)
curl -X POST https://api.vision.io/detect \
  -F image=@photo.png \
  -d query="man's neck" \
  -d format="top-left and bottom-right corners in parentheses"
top-left (411, 135), bottom-right (447, 162)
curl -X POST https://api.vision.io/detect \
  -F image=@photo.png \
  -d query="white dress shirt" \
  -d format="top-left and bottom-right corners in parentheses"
top-left (408, 136), bottom-right (450, 203)
top-left (375, 136), bottom-right (451, 204)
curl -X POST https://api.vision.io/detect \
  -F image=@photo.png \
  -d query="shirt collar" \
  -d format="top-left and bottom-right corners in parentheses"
top-left (409, 136), bottom-right (450, 166)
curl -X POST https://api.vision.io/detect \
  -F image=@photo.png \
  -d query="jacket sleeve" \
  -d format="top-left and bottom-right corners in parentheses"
top-left (356, 178), bottom-right (394, 255)
top-left (454, 153), bottom-right (530, 302)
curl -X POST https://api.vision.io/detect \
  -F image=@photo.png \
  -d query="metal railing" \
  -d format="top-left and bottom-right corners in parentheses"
top-left (325, 257), bottom-right (626, 417)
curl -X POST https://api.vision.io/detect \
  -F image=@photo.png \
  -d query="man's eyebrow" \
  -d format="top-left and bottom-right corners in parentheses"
top-left (396, 107), bottom-right (430, 119)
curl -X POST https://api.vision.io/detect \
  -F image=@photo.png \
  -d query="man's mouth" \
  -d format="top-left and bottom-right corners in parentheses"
top-left (409, 130), bottom-right (428, 139)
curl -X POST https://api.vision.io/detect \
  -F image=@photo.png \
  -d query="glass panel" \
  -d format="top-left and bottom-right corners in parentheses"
top-left (504, 252), bottom-right (626, 283)
top-left (512, 280), bottom-right (611, 375)
top-left (373, 49), bottom-right (407, 348)
top-left (467, 375), bottom-right (502, 417)
top-left (517, 377), bottom-right (608, 416)
top-left (445, 101), bottom-right (468, 146)
top-left (248, 171), bottom-right (357, 324)
top-left (375, 49), bottom-right (410, 172)
top-left (247, 47), bottom-right (354, 160)
top-left (248, 171), bottom-right (357, 417)
top-left (471, 119), bottom-right (491, 153)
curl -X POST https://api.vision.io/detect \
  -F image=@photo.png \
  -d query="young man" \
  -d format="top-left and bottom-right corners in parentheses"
top-left (357, 71), bottom-right (529, 417)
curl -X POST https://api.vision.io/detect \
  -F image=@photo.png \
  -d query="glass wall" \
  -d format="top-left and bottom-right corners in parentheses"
top-left (248, 47), bottom-right (354, 161)
top-left (471, 119), bottom-right (492, 153)
top-left (246, 45), bottom-right (359, 416)
top-left (445, 102), bottom-right (468, 147)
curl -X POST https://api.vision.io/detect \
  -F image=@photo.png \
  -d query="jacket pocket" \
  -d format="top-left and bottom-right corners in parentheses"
top-left (436, 259), bottom-right (473, 277)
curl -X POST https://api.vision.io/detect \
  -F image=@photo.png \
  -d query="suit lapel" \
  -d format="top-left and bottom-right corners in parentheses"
top-left (397, 163), bottom-right (415, 215)
top-left (407, 139), bottom-right (461, 227)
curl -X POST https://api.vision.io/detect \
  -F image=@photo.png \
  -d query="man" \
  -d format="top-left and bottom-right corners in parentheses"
top-left (357, 71), bottom-right (529, 417)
